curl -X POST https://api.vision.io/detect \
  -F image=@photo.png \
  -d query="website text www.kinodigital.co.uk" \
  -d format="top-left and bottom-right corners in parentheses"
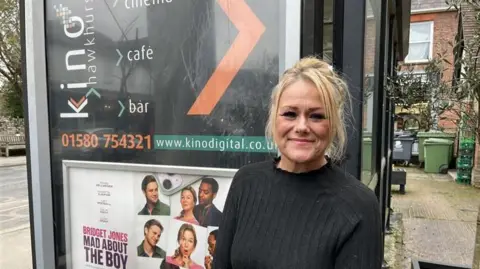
top-left (154, 135), bottom-right (277, 153)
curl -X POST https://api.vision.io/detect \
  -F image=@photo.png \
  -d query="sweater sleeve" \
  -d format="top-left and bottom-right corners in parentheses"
top-left (212, 169), bottom-right (244, 269)
top-left (334, 191), bottom-right (383, 269)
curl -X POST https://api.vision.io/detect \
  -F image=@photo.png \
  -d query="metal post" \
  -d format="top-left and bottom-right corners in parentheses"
top-left (23, 0), bottom-right (56, 268)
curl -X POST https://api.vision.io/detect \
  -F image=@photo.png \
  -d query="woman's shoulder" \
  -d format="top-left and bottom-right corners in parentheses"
top-left (237, 159), bottom-right (272, 174)
top-left (328, 166), bottom-right (379, 218)
top-left (230, 160), bottom-right (273, 188)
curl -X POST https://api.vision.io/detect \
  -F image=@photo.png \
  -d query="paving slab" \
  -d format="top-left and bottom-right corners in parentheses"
top-left (0, 227), bottom-right (33, 269)
top-left (0, 156), bottom-right (26, 167)
top-left (391, 167), bottom-right (480, 268)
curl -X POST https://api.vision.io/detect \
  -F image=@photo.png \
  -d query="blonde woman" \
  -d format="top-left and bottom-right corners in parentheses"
top-left (214, 57), bottom-right (382, 269)
top-left (166, 223), bottom-right (203, 269)
top-left (175, 186), bottom-right (200, 225)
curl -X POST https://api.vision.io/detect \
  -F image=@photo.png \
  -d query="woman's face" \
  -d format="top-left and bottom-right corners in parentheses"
top-left (180, 190), bottom-right (195, 211)
top-left (274, 79), bottom-right (330, 165)
top-left (179, 230), bottom-right (196, 257)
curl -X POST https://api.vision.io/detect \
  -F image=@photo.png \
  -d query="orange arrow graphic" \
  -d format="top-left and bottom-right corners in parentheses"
top-left (69, 96), bottom-right (86, 108)
top-left (187, 0), bottom-right (265, 115)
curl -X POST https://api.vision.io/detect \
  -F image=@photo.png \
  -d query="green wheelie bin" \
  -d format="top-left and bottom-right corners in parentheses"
top-left (417, 131), bottom-right (455, 165)
top-left (424, 138), bottom-right (454, 173)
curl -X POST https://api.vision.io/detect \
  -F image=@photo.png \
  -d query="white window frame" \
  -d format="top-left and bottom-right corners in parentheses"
top-left (405, 21), bottom-right (434, 63)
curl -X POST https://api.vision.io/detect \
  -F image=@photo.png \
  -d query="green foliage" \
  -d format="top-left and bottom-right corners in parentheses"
top-left (386, 58), bottom-right (454, 131)
top-left (0, 0), bottom-right (22, 118)
top-left (1, 80), bottom-right (23, 118)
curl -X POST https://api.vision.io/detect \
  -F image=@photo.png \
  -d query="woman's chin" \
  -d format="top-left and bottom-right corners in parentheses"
top-left (285, 150), bottom-right (317, 163)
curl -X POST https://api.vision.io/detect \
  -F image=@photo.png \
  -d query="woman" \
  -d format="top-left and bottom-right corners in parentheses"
top-left (166, 223), bottom-right (203, 269)
top-left (214, 57), bottom-right (382, 269)
top-left (174, 186), bottom-right (200, 225)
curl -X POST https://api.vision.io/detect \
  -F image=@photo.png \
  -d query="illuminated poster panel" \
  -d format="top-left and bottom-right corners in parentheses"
top-left (43, 0), bottom-right (289, 268)
top-left (45, 0), bottom-right (280, 167)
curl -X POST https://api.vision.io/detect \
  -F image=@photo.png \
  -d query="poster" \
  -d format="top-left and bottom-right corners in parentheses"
top-left (64, 161), bottom-right (234, 269)
top-left (44, 0), bottom-right (286, 267)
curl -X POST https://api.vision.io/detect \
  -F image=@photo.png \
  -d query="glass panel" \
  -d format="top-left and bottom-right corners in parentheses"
top-left (324, 0), bottom-right (333, 23)
top-left (323, 0), bottom-right (334, 63)
top-left (410, 22), bottom-right (432, 42)
top-left (362, 0), bottom-right (377, 185)
top-left (406, 42), bottom-right (430, 61)
top-left (323, 24), bottom-right (333, 62)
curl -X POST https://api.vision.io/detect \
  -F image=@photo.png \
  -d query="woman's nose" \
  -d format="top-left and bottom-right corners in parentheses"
top-left (295, 116), bottom-right (309, 132)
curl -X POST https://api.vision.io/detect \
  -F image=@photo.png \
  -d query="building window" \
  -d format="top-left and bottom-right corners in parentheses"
top-left (405, 21), bottom-right (434, 63)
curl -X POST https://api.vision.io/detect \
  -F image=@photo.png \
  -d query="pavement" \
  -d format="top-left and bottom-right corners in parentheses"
top-left (0, 159), bottom-right (32, 269)
top-left (390, 167), bottom-right (480, 268)
top-left (0, 156), bottom-right (26, 167)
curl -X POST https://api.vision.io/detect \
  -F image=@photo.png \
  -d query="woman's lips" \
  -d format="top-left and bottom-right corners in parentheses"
top-left (289, 138), bottom-right (314, 144)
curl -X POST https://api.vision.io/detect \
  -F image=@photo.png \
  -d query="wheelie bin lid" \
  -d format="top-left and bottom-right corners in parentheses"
top-left (424, 138), bottom-right (453, 145)
top-left (417, 131), bottom-right (455, 138)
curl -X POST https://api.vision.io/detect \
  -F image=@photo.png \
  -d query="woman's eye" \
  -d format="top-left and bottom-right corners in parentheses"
top-left (311, 113), bottom-right (327, 120)
top-left (280, 111), bottom-right (296, 118)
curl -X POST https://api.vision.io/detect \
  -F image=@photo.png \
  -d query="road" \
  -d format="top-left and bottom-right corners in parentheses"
top-left (0, 165), bottom-right (29, 232)
top-left (0, 165), bottom-right (33, 269)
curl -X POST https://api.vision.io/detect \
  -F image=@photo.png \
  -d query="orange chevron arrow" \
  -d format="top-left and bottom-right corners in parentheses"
top-left (69, 96), bottom-right (86, 108)
top-left (187, 0), bottom-right (266, 115)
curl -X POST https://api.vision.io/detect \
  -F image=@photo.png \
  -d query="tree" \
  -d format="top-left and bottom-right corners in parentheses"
top-left (0, 0), bottom-right (22, 118)
top-left (386, 58), bottom-right (456, 131)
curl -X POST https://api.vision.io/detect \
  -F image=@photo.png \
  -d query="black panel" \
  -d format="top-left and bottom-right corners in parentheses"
top-left (43, 1), bottom-right (282, 267)
top-left (337, 0), bottom-right (365, 179)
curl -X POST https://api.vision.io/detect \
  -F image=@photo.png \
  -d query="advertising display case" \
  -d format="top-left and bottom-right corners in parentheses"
top-left (24, 0), bottom-right (301, 268)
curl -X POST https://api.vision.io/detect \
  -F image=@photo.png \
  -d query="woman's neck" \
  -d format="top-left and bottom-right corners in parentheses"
top-left (183, 209), bottom-right (195, 220)
top-left (277, 155), bottom-right (327, 173)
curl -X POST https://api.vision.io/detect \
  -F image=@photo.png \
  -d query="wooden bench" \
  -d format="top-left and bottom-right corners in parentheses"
top-left (0, 135), bottom-right (26, 157)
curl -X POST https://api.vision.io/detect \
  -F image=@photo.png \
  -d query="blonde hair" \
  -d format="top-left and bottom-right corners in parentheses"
top-left (265, 56), bottom-right (351, 162)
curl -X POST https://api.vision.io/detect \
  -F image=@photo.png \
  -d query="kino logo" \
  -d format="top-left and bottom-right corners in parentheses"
top-left (54, 4), bottom-right (100, 118)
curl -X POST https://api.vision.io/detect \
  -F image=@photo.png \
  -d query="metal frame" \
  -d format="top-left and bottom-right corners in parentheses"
top-left (340, 0), bottom-right (366, 179)
top-left (62, 160), bottom-right (237, 269)
top-left (385, 15), bottom-right (396, 230)
top-left (372, 0), bottom-right (387, 198)
top-left (24, 0), bottom-right (56, 268)
top-left (370, 0), bottom-right (388, 261)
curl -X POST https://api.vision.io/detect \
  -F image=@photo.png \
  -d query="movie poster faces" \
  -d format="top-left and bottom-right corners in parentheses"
top-left (65, 163), bottom-right (232, 269)
top-left (164, 175), bottom-right (231, 269)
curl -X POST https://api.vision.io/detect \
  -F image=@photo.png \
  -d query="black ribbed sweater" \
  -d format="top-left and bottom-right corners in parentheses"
top-left (213, 159), bottom-right (382, 269)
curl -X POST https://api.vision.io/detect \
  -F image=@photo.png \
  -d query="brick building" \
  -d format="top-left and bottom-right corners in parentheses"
top-left (396, 0), bottom-right (460, 131)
